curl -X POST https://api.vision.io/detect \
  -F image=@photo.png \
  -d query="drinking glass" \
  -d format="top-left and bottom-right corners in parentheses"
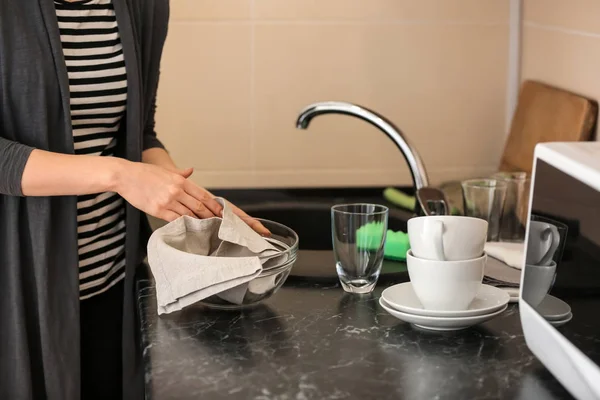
top-left (492, 172), bottom-right (531, 242)
top-left (331, 204), bottom-right (389, 294)
top-left (462, 179), bottom-right (507, 241)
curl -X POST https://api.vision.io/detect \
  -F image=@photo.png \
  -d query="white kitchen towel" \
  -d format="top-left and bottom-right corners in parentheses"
top-left (484, 241), bottom-right (525, 270)
top-left (147, 197), bottom-right (281, 315)
top-left (484, 257), bottom-right (521, 286)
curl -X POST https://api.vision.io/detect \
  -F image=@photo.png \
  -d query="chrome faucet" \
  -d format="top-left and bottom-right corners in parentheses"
top-left (296, 101), bottom-right (448, 216)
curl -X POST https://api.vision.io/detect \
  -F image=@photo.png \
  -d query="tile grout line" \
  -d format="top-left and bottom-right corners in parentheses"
top-left (250, 0), bottom-right (257, 183)
top-left (169, 19), bottom-right (510, 26)
top-left (505, 0), bottom-right (522, 136)
top-left (196, 165), bottom-right (502, 174)
top-left (524, 20), bottom-right (600, 39)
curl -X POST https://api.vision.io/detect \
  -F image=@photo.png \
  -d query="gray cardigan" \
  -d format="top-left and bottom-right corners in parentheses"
top-left (0, 1), bottom-right (168, 398)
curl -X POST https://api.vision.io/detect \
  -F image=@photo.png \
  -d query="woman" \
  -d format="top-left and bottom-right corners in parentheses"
top-left (0, 1), bottom-right (266, 399)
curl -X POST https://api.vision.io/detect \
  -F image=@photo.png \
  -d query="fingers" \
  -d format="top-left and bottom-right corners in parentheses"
top-left (225, 200), bottom-right (248, 218)
top-left (158, 210), bottom-right (180, 222)
top-left (226, 200), bottom-right (271, 236)
top-left (243, 216), bottom-right (271, 236)
top-left (183, 180), bottom-right (224, 217)
top-left (168, 201), bottom-right (198, 218)
top-left (173, 177), bottom-right (268, 236)
top-left (178, 192), bottom-right (215, 219)
top-left (175, 167), bottom-right (194, 179)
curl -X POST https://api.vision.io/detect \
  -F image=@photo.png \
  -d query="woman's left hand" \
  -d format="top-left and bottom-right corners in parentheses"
top-left (142, 148), bottom-right (270, 236)
top-left (174, 168), bottom-right (271, 236)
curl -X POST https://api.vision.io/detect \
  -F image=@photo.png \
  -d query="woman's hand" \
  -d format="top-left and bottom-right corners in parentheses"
top-left (118, 155), bottom-right (271, 236)
top-left (216, 196), bottom-right (271, 236)
top-left (19, 148), bottom-right (270, 235)
top-left (115, 160), bottom-right (224, 222)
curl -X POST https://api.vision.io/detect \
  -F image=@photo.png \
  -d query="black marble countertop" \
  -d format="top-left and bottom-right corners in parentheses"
top-left (140, 187), bottom-right (583, 399)
top-left (139, 276), bottom-right (576, 400)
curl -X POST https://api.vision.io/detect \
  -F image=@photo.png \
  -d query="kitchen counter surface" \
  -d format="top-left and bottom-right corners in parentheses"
top-left (140, 187), bottom-right (587, 400)
top-left (139, 277), bottom-right (576, 400)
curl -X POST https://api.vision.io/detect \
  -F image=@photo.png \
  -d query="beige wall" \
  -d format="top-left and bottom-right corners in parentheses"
top-left (156, 0), bottom-right (511, 189)
top-left (522, 0), bottom-right (600, 139)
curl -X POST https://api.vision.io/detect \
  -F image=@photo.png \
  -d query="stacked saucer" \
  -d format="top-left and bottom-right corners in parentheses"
top-left (380, 282), bottom-right (510, 331)
top-left (537, 295), bottom-right (572, 328)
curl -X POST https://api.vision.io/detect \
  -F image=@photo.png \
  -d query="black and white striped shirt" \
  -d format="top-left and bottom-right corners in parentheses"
top-left (54, 0), bottom-right (127, 300)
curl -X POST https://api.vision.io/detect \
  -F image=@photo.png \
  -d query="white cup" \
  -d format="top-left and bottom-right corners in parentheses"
top-left (407, 250), bottom-right (486, 311)
top-left (522, 261), bottom-right (557, 307)
top-left (408, 216), bottom-right (488, 261)
top-left (526, 221), bottom-right (560, 266)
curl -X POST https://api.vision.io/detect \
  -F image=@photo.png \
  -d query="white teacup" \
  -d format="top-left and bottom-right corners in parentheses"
top-left (408, 216), bottom-right (488, 261)
top-left (522, 261), bottom-right (557, 307)
top-left (407, 250), bottom-right (486, 311)
top-left (526, 221), bottom-right (560, 266)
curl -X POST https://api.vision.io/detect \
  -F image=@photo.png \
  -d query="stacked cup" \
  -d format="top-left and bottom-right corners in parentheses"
top-left (380, 216), bottom-right (509, 330)
top-left (407, 216), bottom-right (489, 311)
top-left (521, 219), bottom-right (562, 308)
top-left (378, 216), bottom-right (510, 331)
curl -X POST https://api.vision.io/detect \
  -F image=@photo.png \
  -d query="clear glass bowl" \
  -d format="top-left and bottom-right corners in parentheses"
top-left (199, 218), bottom-right (299, 310)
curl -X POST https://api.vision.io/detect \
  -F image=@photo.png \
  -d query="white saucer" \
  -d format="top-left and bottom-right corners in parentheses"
top-left (502, 287), bottom-right (520, 303)
top-left (381, 282), bottom-right (510, 318)
top-left (548, 312), bottom-right (573, 328)
top-left (379, 297), bottom-right (508, 331)
top-left (537, 295), bottom-right (572, 321)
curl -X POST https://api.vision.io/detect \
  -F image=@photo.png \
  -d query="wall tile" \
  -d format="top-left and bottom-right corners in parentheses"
top-left (524, 0), bottom-right (600, 34)
top-left (254, 0), bottom-right (508, 22)
top-left (184, 165), bottom-right (499, 189)
top-left (170, 0), bottom-right (251, 21)
top-left (155, 23), bottom-right (253, 172)
top-left (153, 1), bottom-right (512, 189)
top-left (252, 23), bottom-right (508, 187)
top-left (521, 25), bottom-right (600, 139)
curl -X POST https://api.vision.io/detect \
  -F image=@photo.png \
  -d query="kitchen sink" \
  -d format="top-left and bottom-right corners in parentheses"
top-left (243, 201), bottom-right (411, 281)
top-left (147, 193), bottom-right (413, 283)
top-left (243, 201), bottom-right (409, 249)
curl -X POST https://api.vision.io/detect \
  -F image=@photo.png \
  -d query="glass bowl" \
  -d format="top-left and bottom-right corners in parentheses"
top-left (198, 218), bottom-right (299, 310)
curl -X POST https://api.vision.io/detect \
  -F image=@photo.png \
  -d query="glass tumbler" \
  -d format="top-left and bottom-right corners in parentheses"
top-left (492, 172), bottom-right (531, 242)
top-left (461, 179), bottom-right (507, 241)
top-left (331, 204), bottom-right (389, 294)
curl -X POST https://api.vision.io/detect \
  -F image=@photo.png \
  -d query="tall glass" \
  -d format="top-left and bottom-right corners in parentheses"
top-left (492, 172), bottom-right (531, 242)
top-left (462, 179), bottom-right (507, 242)
top-left (331, 204), bottom-right (389, 294)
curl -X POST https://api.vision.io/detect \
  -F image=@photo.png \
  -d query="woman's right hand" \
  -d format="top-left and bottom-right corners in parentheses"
top-left (115, 160), bottom-right (224, 222)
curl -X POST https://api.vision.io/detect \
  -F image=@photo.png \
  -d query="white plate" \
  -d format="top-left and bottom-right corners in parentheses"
top-left (537, 295), bottom-right (572, 321)
top-left (379, 297), bottom-right (508, 331)
top-left (548, 312), bottom-right (573, 328)
top-left (381, 282), bottom-right (510, 318)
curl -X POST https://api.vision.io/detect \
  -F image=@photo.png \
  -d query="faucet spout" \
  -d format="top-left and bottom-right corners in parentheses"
top-left (296, 101), bottom-right (430, 190)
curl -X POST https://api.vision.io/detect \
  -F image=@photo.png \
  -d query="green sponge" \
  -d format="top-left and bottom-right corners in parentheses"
top-left (383, 187), bottom-right (416, 211)
top-left (356, 222), bottom-right (410, 261)
top-left (384, 230), bottom-right (411, 261)
top-left (383, 187), bottom-right (461, 215)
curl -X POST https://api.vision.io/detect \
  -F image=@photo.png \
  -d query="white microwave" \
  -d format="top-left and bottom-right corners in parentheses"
top-left (520, 142), bottom-right (600, 400)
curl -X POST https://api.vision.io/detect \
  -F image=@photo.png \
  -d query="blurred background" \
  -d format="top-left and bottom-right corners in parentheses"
top-left (154, 0), bottom-right (599, 190)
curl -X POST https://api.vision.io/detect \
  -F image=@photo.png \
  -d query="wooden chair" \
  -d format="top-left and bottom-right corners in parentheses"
top-left (499, 80), bottom-right (597, 175)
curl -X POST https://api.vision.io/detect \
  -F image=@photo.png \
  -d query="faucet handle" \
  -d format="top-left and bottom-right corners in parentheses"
top-left (416, 187), bottom-right (449, 216)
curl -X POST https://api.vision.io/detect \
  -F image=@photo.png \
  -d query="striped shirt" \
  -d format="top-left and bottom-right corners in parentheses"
top-left (54, 0), bottom-right (127, 300)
